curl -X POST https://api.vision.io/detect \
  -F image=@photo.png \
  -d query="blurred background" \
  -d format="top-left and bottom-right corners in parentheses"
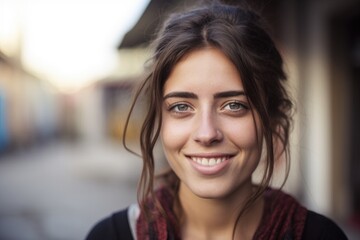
top-left (0, 0), bottom-right (359, 239)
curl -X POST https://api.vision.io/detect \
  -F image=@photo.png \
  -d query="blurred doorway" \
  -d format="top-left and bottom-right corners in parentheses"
top-left (329, 2), bottom-right (360, 225)
top-left (347, 14), bottom-right (360, 226)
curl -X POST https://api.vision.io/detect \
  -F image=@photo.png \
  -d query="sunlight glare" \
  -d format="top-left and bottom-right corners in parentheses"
top-left (0, 0), bottom-right (149, 93)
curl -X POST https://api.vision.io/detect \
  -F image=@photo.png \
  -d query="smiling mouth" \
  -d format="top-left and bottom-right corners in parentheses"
top-left (189, 156), bottom-right (230, 166)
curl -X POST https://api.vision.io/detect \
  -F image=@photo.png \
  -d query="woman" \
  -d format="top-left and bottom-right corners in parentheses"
top-left (87, 2), bottom-right (348, 239)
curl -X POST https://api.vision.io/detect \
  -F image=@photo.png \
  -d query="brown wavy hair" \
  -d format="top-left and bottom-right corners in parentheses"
top-left (124, 1), bottom-right (293, 237)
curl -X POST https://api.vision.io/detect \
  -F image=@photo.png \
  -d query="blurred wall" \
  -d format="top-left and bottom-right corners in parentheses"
top-left (275, 0), bottom-right (359, 223)
top-left (0, 52), bottom-right (64, 153)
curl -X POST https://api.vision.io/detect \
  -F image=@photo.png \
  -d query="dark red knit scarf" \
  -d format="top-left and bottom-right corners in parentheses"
top-left (136, 188), bottom-right (307, 240)
top-left (253, 188), bottom-right (308, 240)
top-left (136, 188), bottom-right (180, 240)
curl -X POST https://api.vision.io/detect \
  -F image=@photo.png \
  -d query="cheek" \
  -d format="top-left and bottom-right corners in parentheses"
top-left (224, 116), bottom-right (262, 149)
top-left (160, 116), bottom-right (192, 153)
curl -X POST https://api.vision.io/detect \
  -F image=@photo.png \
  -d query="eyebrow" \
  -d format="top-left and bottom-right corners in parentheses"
top-left (163, 90), bottom-right (246, 100)
top-left (213, 90), bottom-right (246, 98)
top-left (163, 92), bottom-right (198, 100)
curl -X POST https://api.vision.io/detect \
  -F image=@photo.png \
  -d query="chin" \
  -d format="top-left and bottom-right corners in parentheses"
top-left (182, 177), bottom-right (253, 200)
top-left (187, 183), bottom-right (234, 200)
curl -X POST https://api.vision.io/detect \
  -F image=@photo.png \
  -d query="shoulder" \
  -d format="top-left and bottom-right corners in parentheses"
top-left (85, 204), bottom-right (139, 240)
top-left (303, 211), bottom-right (348, 239)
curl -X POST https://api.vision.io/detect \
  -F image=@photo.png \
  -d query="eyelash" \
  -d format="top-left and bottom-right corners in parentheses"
top-left (222, 101), bottom-right (248, 112)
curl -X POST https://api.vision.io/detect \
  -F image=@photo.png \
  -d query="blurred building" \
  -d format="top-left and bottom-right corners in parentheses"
top-left (0, 50), bottom-right (65, 153)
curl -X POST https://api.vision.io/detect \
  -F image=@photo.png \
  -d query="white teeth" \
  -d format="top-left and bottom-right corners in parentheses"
top-left (191, 157), bottom-right (227, 166)
top-left (201, 158), bottom-right (208, 165)
top-left (209, 158), bottom-right (216, 166)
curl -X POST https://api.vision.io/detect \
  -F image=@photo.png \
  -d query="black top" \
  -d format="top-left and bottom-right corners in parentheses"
top-left (302, 211), bottom-right (348, 240)
top-left (86, 209), bottom-right (132, 240)
top-left (85, 209), bottom-right (348, 240)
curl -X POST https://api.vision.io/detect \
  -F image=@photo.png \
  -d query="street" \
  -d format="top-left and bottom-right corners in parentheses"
top-left (0, 140), bottom-right (142, 240)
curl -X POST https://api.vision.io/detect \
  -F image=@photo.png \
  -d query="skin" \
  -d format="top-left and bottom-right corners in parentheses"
top-left (160, 48), bottom-right (264, 239)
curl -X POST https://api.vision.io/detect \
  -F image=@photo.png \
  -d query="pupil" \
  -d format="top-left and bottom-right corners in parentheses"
top-left (179, 105), bottom-right (187, 111)
top-left (230, 103), bottom-right (238, 109)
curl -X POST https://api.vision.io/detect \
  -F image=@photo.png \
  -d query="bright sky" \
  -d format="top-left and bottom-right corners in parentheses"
top-left (0, 0), bottom-right (149, 93)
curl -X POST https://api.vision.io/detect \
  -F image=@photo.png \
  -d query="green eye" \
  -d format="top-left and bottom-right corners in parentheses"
top-left (169, 103), bottom-right (192, 112)
top-left (224, 101), bottom-right (246, 111)
top-left (229, 102), bottom-right (242, 110)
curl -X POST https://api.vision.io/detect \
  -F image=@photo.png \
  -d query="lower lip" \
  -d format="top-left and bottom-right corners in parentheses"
top-left (188, 157), bottom-right (231, 175)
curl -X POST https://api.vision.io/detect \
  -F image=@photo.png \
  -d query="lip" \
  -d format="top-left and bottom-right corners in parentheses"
top-left (185, 153), bottom-right (234, 175)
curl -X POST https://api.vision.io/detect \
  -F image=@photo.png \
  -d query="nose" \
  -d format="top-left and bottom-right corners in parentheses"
top-left (192, 111), bottom-right (223, 145)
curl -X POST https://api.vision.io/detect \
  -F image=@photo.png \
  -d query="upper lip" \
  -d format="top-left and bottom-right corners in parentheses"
top-left (185, 153), bottom-right (235, 158)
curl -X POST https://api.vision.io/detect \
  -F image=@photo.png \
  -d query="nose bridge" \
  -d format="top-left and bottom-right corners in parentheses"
top-left (193, 105), bottom-right (222, 144)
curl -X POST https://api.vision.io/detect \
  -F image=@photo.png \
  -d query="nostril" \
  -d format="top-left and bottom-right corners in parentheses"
top-left (193, 127), bottom-right (223, 145)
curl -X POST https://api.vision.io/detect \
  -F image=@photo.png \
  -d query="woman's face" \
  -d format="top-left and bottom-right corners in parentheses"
top-left (160, 48), bottom-right (263, 199)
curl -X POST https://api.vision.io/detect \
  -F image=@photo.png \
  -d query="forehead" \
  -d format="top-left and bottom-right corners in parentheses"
top-left (163, 48), bottom-right (244, 94)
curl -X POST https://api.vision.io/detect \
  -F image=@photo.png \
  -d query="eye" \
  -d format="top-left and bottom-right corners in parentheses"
top-left (169, 103), bottom-right (193, 113)
top-left (222, 101), bottom-right (248, 112)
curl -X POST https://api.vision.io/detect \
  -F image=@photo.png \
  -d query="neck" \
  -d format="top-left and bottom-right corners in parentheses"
top-left (177, 183), bottom-right (264, 240)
